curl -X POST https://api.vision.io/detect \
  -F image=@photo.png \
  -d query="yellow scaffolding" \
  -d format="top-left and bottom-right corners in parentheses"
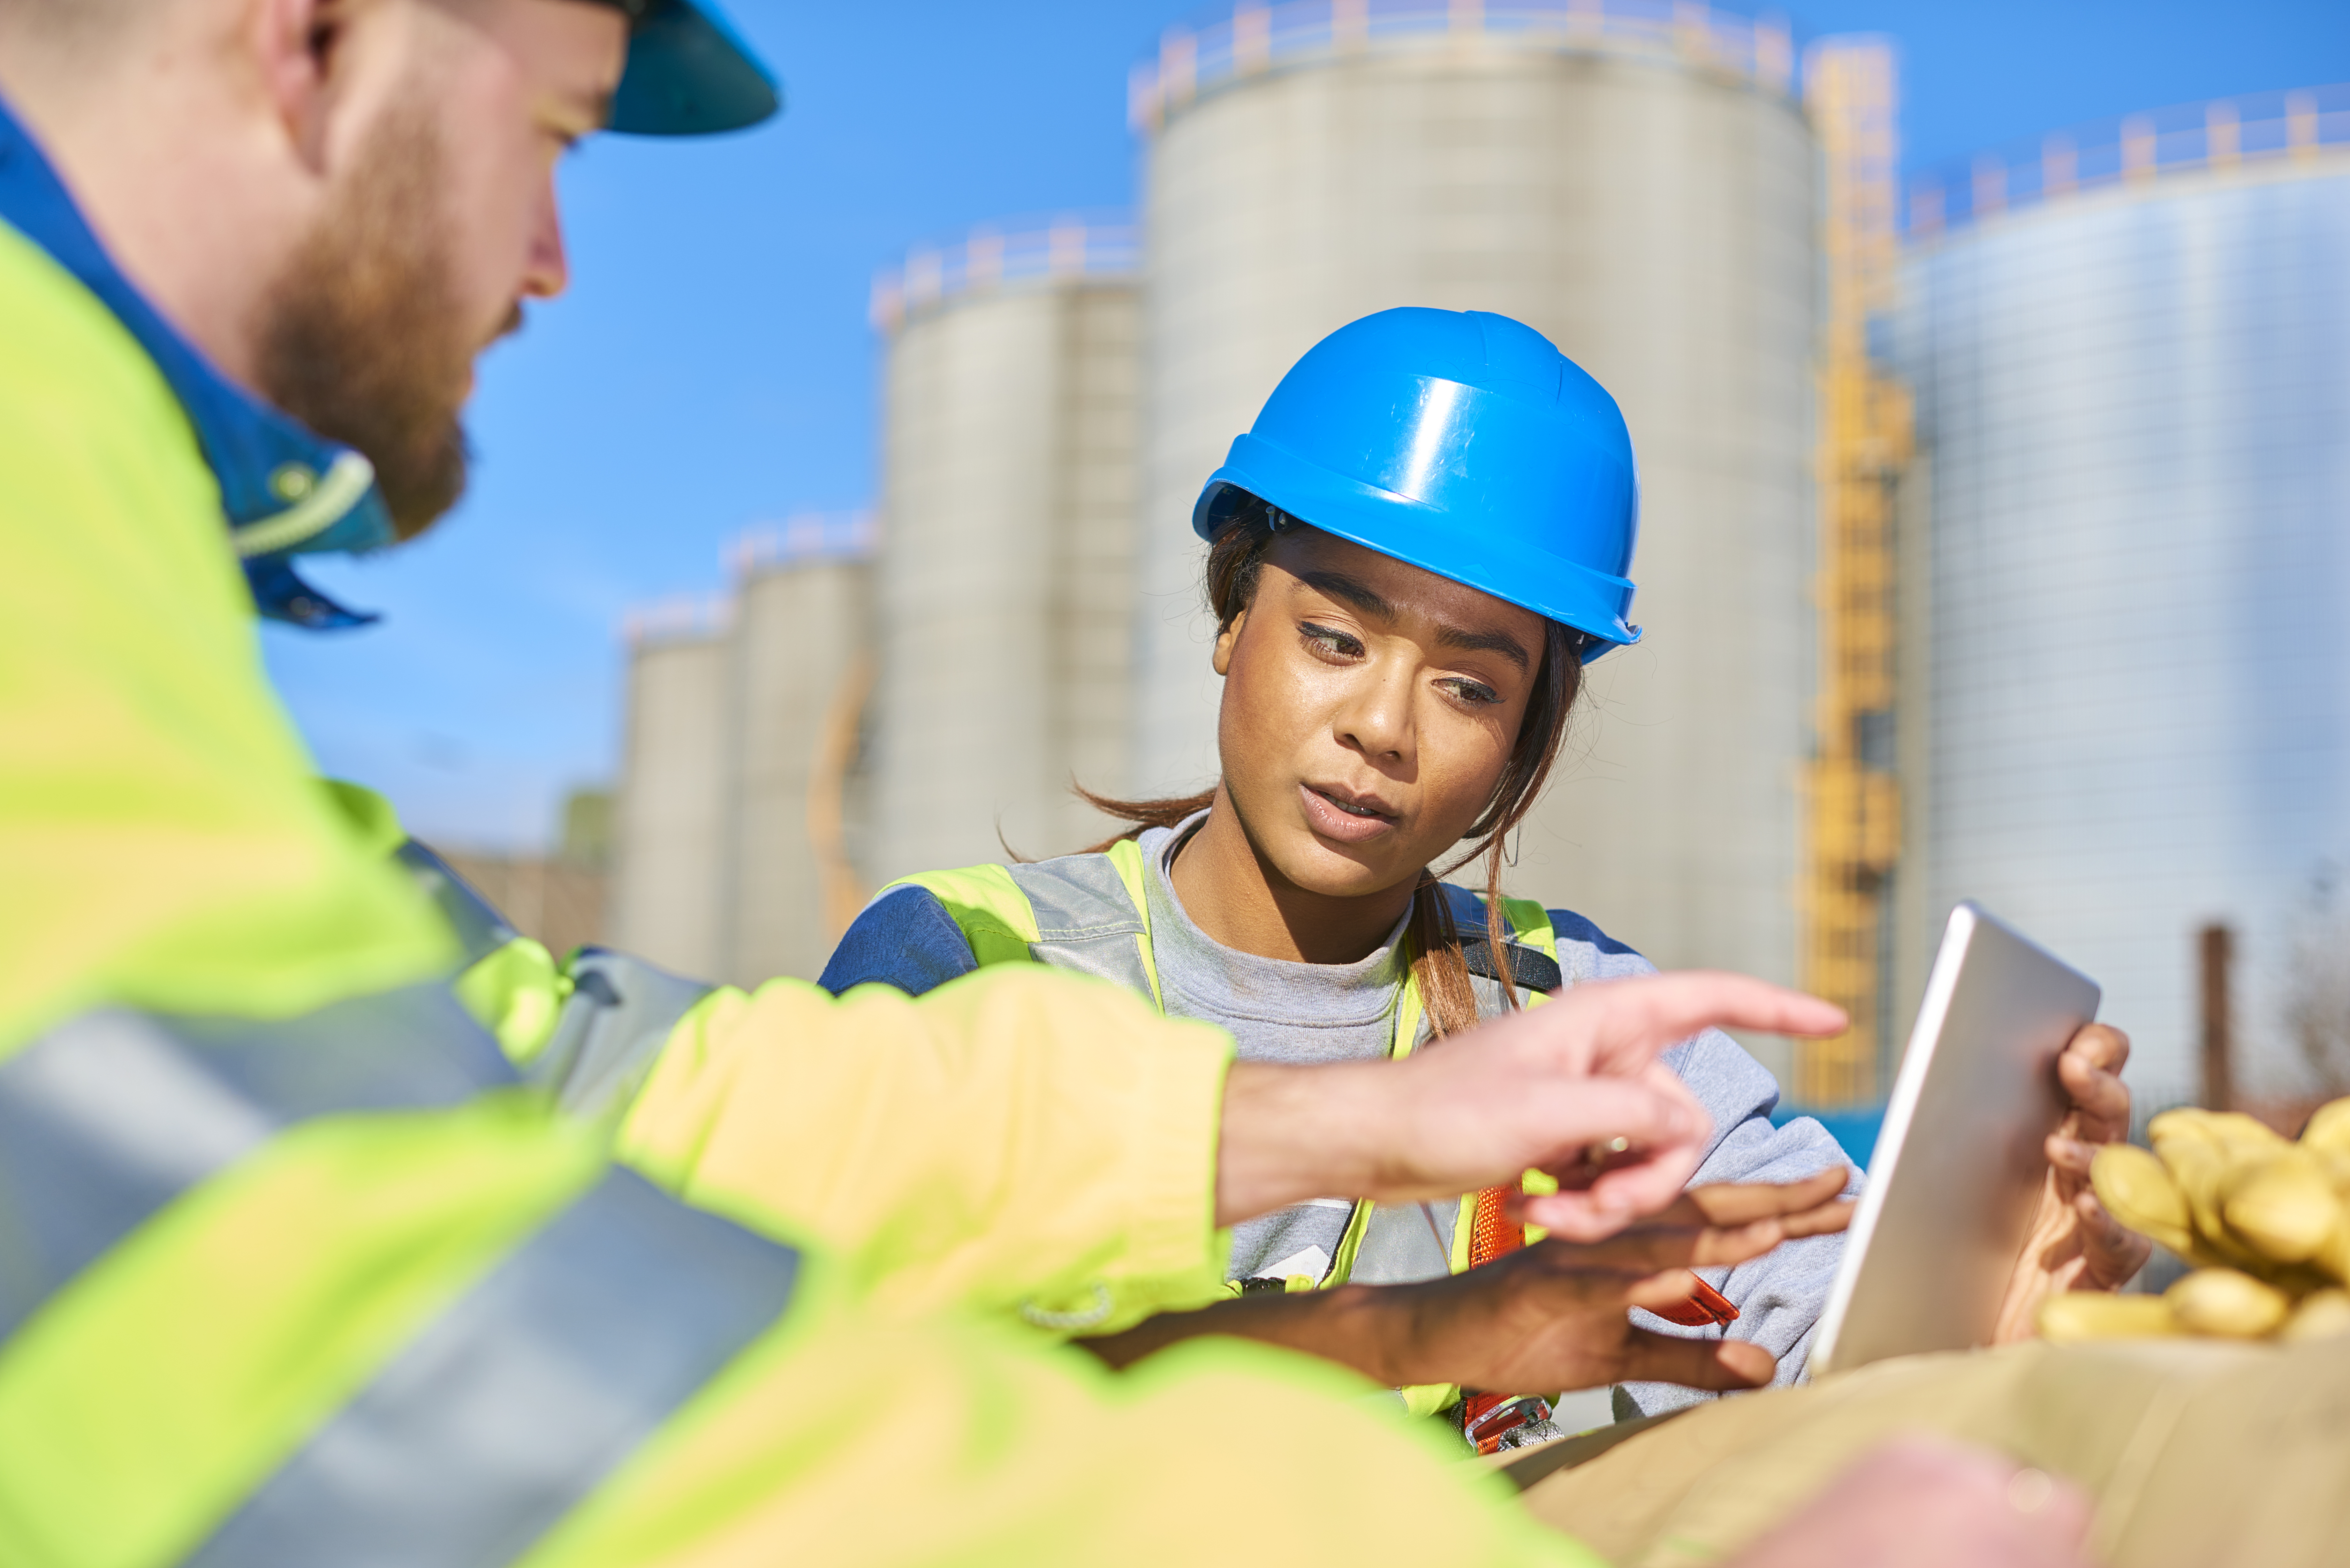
top-left (1799, 40), bottom-right (1912, 1107)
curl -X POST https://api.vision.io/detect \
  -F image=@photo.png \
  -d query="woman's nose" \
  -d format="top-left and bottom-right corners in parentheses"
top-left (1335, 660), bottom-right (1415, 763)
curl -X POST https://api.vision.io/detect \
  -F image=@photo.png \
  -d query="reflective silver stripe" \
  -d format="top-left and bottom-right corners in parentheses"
top-left (529, 949), bottom-right (714, 1125)
top-left (395, 839), bottom-right (519, 967)
top-left (1005, 856), bottom-right (1156, 999)
top-left (1350, 1200), bottom-right (1459, 1286)
top-left (181, 1168), bottom-right (799, 1568)
top-left (0, 986), bottom-right (513, 1344)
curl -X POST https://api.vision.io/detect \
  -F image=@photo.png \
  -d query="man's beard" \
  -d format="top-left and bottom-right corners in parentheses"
top-left (255, 104), bottom-right (483, 541)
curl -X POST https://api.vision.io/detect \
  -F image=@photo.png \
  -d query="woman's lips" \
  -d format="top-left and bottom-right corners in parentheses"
top-left (1298, 782), bottom-right (1398, 845)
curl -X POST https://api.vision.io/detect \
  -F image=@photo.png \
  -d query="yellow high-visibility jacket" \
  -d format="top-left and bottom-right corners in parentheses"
top-left (365, 807), bottom-right (1243, 1336)
top-left (0, 146), bottom-right (1599, 1568)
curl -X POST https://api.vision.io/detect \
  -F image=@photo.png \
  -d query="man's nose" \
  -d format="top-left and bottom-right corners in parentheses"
top-left (522, 181), bottom-right (570, 300)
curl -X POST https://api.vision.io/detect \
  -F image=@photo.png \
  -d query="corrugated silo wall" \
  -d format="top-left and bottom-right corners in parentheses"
top-left (1895, 160), bottom-right (2350, 1109)
top-left (611, 634), bottom-right (730, 978)
top-left (1136, 34), bottom-right (1817, 1019)
top-left (870, 280), bottom-right (1141, 883)
top-left (724, 559), bottom-right (873, 984)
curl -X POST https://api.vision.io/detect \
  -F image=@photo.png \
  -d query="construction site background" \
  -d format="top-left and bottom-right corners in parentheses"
top-left (596, 5), bottom-right (2350, 1134)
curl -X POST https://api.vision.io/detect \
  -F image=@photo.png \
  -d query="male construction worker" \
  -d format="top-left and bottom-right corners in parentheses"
top-left (0, 0), bottom-right (2103, 1562)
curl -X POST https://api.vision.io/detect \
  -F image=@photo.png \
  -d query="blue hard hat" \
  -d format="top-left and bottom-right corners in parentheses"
top-left (1194, 308), bottom-right (1640, 661)
top-left (602, 0), bottom-right (780, 136)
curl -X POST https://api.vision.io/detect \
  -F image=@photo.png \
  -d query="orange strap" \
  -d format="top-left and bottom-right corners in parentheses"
top-left (1459, 1184), bottom-right (1528, 1449)
top-left (1467, 1182), bottom-right (1525, 1269)
top-left (1648, 1273), bottom-right (1740, 1328)
top-left (1456, 1183), bottom-right (1741, 1451)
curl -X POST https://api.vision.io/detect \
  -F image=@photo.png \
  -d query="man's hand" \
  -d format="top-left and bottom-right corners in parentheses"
top-left (1214, 972), bottom-right (1848, 1235)
top-left (1994, 1022), bottom-right (2153, 1341)
top-left (1081, 1171), bottom-right (1853, 1393)
top-left (1726, 1437), bottom-right (2096, 1568)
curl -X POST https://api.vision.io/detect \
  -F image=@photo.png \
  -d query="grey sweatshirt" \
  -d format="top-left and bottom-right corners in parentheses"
top-left (1137, 816), bottom-right (1859, 1417)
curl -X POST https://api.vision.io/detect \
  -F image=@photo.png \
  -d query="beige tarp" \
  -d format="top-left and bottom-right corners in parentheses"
top-left (1508, 1337), bottom-right (2350, 1566)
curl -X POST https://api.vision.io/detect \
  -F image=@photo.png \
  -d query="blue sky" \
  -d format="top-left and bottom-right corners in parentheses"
top-left (265, 0), bottom-right (2350, 852)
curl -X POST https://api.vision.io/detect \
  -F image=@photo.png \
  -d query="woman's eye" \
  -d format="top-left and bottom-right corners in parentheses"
top-left (1442, 677), bottom-right (1502, 706)
top-left (1299, 622), bottom-right (1362, 659)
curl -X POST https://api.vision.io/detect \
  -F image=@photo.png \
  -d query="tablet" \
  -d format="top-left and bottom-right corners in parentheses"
top-left (1809, 902), bottom-right (2100, 1375)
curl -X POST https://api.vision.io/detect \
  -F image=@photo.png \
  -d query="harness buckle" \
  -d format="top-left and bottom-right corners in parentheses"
top-left (1464, 1394), bottom-right (1553, 1454)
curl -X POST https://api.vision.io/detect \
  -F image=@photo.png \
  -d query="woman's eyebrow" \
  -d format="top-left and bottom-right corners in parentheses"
top-left (1298, 568), bottom-right (1530, 671)
top-left (1434, 622), bottom-right (1531, 672)
top-left (1296, 569), bottom-right (1394, 620)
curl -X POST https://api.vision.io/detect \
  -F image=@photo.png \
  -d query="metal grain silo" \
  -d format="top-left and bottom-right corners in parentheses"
top-left (1894, 87), bottom-right (2350, 1107)
top-left (720, 515), bottom-right (876, 984)
top-left (611, 599), bottom-right (732, 978)
top-left (1129, 1), bottom-right (1816, 1007)
top-left (867, 218), bottom-right (1142, 882)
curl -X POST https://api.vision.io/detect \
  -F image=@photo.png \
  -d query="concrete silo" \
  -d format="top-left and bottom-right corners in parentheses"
top-left (610, 598), bottom-right (732, 978)
top-left (1894, 87), bottom-right (2350, 1108)
top-left (720, 515), bottom-right (876, 984)
top-left (1129, 1), bottom-right (1817, 1018)
top-left (867, 218), bottom-right (1142, 882)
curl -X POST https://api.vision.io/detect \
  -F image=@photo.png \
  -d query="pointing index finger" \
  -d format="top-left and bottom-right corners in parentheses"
top-left (1558, 972), bottom-right (1849, 1078)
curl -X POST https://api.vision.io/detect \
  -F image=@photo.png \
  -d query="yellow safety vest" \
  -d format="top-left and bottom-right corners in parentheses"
top-left (886, 842), bottom-right (1565, 1420)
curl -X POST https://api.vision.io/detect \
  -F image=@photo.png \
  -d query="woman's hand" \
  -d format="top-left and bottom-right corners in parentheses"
top-left (1993, 1022), bottom-right (2153, 1341)
top-left (1086, 1171), bottom-right (1853, 1393)
top-left (1373, 1168), bottom-right (1856, 1394)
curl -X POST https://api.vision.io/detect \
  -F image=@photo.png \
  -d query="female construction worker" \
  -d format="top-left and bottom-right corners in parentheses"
top-left (819, 307), bottom-right (2145, 1439)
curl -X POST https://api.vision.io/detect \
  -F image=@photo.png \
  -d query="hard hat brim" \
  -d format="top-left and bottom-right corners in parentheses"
top-left (609, 0), bottom-right (782, 137)
top-left (1193, 438), bottom-right (1641, 664)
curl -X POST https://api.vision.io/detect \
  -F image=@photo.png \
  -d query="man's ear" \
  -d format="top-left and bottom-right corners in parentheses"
top-left (1212, 612), bottom-right (1246, 676)
top-left (247, 0), bottom-right (352, 173)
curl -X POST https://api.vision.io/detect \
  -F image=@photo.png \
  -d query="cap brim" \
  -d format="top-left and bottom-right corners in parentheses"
top-left (610, 0), bottom-right (781, 137)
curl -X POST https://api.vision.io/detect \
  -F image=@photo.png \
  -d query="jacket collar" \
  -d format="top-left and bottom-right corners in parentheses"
top-left (0, 93), bottom-right (394, 629)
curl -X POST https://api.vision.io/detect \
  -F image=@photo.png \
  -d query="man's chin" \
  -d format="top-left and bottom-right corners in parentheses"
top-left (379, 421), bottom-right (471, 542)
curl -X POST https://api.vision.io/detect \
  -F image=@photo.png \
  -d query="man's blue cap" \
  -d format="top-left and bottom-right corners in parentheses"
top-left (601, 0), bottom-right (781, 136)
